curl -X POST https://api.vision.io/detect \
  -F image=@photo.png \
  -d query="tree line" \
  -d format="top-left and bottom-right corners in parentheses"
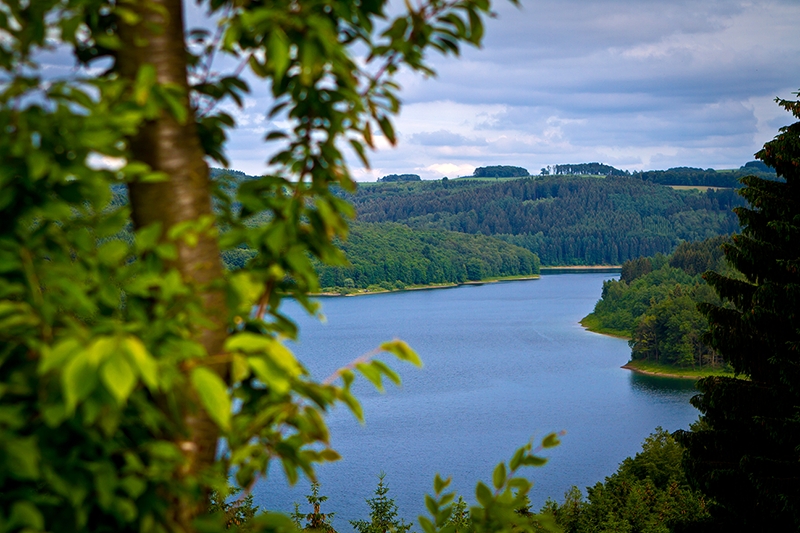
top-left (550, 163), bottom-right (629, 176)
top-left (472, 165), bottom-right (529, 177)
top-left (633, 162), bottom-right (776, 188)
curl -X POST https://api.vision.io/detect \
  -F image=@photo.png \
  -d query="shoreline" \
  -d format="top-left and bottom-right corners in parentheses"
top-left (579, 316), bottom-right (630, 340)
top-left (621, 362), bottom-right (700, 380)
top-left (581, 319), bottom-right (731, 380)
top-left (313, 275), bottom-right (541, 297)
top-left (540, 265), bottom-right (622, 271)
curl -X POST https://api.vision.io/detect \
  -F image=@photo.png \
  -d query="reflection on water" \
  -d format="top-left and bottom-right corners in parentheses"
top-left (629, 372), bottom-right (699, 394)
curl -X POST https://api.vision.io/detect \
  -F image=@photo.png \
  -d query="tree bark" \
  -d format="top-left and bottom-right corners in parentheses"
top-left (117, 0), bottom-right (227, 528)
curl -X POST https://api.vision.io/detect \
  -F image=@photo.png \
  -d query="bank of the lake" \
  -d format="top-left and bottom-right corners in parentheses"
top-left (622, 359), bottom-right (734, 380)
top-left (581, 313), bottom-right (733, 379)
top-left (579, 314), bottom-right (630, 339)
top-left (255, 273), bottom-right (699, 529)
top-left (315, 274), bottom-right (541, 296)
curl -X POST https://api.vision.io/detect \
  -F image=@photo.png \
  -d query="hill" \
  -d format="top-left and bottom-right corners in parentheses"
top-left (581, 237), bottom-right (732, 373)
top-left (314, 222), bottom-right (540, 292)
top-left (348, 175), bottom-right (744, 265)
top-left (633, 162), bottom-right (776, 188)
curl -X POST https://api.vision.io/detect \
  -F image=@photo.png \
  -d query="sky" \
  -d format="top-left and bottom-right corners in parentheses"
top-left (34, 0), bottom-right (799, 180)
top-left (219, 0), bottom-right (800, 180)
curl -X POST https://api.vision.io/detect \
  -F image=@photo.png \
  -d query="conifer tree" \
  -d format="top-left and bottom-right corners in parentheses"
top-left (351, 473), bottom-right (412, 533)
top-left (677, 91), bottom-right (800, 530)
top-left (293, 483), bottom-right (337, 533)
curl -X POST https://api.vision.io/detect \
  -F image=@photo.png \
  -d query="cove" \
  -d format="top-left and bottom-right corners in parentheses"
top-left (252, 273), bottom-right (699, 527)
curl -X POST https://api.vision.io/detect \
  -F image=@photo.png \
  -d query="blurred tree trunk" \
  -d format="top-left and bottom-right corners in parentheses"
top-left (117, 0), bottom-right (228, 527)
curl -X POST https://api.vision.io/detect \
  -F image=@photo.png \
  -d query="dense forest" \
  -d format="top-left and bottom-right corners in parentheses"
top-left (314, 222), bottom-right (540, 292)
top-left (349, 176), bottom-right (744, 265)
top-left (582, 237), bottom-right (729, 369)
top-left (543, 429), bottom-right (710, 532)
top-left (633, 162), bottom-right (776, 188)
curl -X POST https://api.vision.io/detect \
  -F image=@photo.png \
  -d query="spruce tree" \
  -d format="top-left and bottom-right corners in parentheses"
top-left (677, 92), bottom-right (800, 530)
top-left (351, 473), bottom-right (412, 533)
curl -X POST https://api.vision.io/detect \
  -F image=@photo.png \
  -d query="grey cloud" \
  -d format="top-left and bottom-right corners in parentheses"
top-left (409, 130), bottom-right (488, 146)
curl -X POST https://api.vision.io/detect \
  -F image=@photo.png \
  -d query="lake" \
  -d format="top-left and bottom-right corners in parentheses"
top-left (252, 273), bottom-right (699, 527)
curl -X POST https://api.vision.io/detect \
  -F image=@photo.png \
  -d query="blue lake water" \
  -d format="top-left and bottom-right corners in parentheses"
top-left (252, 273), bottom-right (698, 527)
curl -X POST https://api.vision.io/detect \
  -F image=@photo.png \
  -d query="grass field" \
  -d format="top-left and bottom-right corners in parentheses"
top-left (668, 185), bottom-right (732, 192)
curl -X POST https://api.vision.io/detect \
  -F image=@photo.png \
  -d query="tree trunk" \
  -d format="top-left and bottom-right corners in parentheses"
top-left (117, 0), bottom-right (228, 528)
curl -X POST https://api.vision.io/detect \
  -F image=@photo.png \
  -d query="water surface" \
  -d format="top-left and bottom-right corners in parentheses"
top-left (252, 274), bottom-right (698, 526)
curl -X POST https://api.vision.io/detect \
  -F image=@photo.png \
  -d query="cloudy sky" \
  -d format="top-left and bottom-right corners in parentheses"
top-left (220, 0), bottom-right (800, 180)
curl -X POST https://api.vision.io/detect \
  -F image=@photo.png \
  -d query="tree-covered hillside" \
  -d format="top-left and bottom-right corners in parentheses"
top-left (314, 222), bottom-right (540, 292)
top-left (633, 162), bottom-right (776, 188)
top-left (582, 237), bottom-right (730, 370)
top-left (350, 176), bottom-right (744, 265)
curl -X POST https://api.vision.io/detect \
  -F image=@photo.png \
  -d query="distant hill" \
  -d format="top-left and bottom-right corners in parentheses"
top-left (348, 175), bottom-right (744, 265)
top-left (634, 163), bottom-right (776, 188)
top-left (206, 167), bottom-right (750, 268)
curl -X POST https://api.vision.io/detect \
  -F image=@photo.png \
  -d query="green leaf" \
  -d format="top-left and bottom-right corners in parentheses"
top-left (247, 357), bottom-right (290, 395)
top-left (135, 222), bottom-right (163, 253)
top-left (63, 353), bottom-right (99, 412)
top-left (268, 29), bottom-right (290, 81)
top-left (541, 432), bottom-right (562, 449)
top-left (5, 436), bottom-right (40, 480)
top-left (419, 516), bottom-right (436, 533)
top-left (8, 501), bottom-right (44, 531)
top-left (507, 477), bottom-right (531, 495)
top-left (98, 239), bottom-right (129, 266)
top-left (123, 336), bottom-right (158, 390)
top-left (101, 354), bottom-right (137, 404)
top-left (377, 116), bottom-right (396, 144)
top-left (475, 481), bottom-right (493, 507)
top-left (509, 447), bottom-right (526, 471)
top-left (492, 462), bottom-right (507, 490)
top-left (319, 448), bottom-right (341, 462)
top-left (522, 455), bottom-right (548, 467)
top-left (190, 367), bottom-right (232, 431)
top-left (425, 494), bottom-right (439, 516)
top-left (134, 64), bottom-right (156, 105)
top-left (434, 473), bottom-right (451, 494)
top-left (356, 362), bottom-right (384, 391)
top-left (380, 340), bottom-right (422, 367)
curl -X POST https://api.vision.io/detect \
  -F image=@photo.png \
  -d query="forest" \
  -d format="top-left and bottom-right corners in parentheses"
top-left (313, 222), bottom-right (539, 292)
top-left (633, 161), bottom-right (776, 188)
top-left (349, 175), bottom-right (744, 265)
top-left (582, 237), bottom-right (729, 369)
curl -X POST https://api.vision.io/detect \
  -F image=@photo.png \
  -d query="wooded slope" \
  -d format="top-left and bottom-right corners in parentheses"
top-left (349, 176), bottom-right (743, 265)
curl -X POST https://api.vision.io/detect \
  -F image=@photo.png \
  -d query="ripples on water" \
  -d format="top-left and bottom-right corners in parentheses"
top-left (252, 274), bottom-right (699, 528)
